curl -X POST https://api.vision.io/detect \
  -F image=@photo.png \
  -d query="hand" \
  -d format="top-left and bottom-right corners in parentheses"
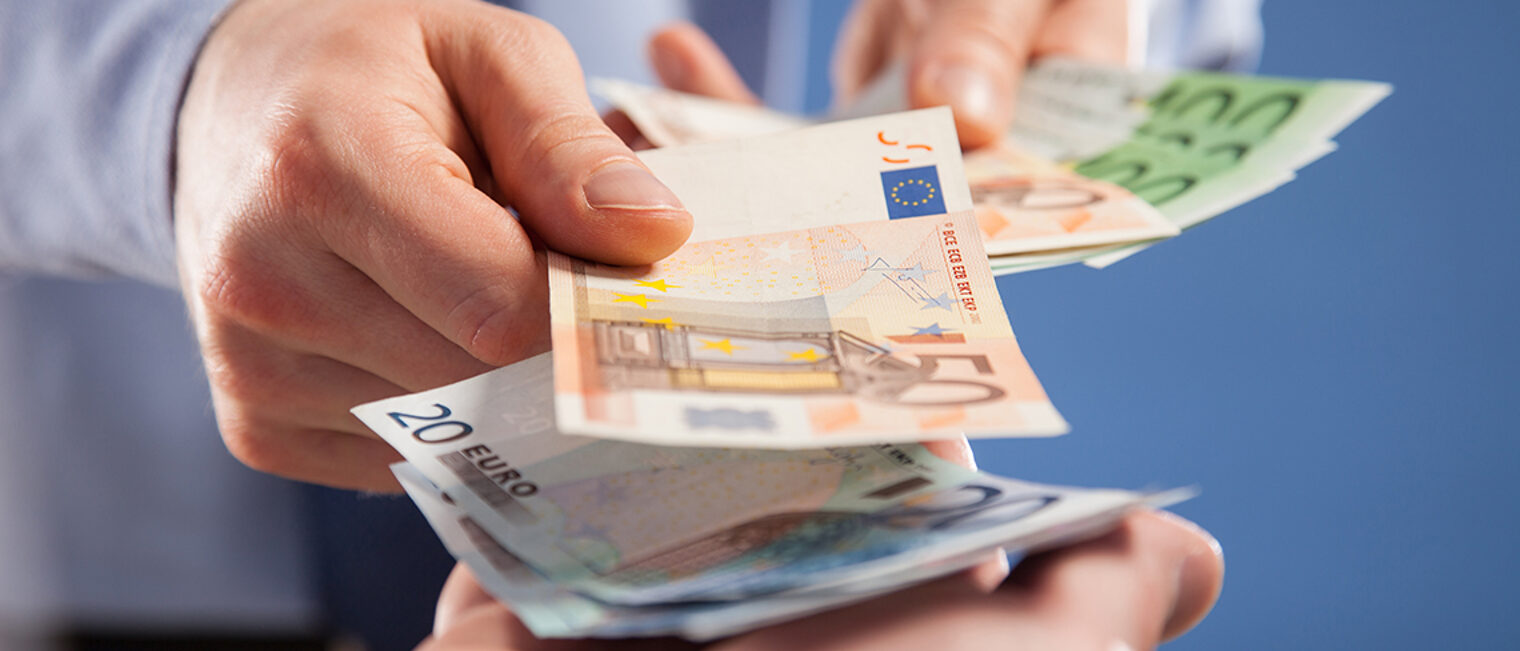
top-left (174, 0), bottom-right (693, 490)
top-left (836, 0), bottom-right (1134, 147)
top-left (422, 509), bottom-right (1223, 650)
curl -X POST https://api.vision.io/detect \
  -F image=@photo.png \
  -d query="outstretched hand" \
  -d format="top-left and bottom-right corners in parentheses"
top-left (614, 21), bottom-right (1221, 651)
top-left (643, 0), bottom-right (1133, 149)
top-left (835, 0), bottom-right (1134, 147)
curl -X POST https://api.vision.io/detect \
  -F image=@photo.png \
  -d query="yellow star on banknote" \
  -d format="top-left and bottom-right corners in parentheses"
top-left (613, 293), bottom-right (656, 309)
top-left (688, 255), bottom-right (730, 279)
top-left (699, 338), bottom-right (743, 355)
top-left (634, 279), bottom-right (680, 292)
top-left (785, 349), bottom-right (825, 362)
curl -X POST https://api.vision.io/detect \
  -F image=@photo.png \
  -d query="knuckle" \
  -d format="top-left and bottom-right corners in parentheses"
top-left (505, 12), bottom-right (572, 54)
top-left (521, 109), bottom-right (621, 172)
top-left (195, 244), bottom-right (259, 320)
top-left (443, 283), bottom-right (543, 366)
top-left (470, 10), bottom-right (576, 77)
top-left (925, 2), bottom-right (1042, 64)
top-left (261, 109), bottom-right (341, 213)
top-left (216, 412), bottom-right (293, 477)
top-left (201, 342), bottom-right (281, 408)
top-left (193, 238), bottom-right (301, 331)
top-left (378, 133), bottom-right (471, 189)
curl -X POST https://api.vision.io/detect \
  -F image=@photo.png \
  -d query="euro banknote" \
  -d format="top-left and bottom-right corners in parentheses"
top-left (394, 458), bottom-right (1073, 640)
top-left (597, 77), bottom-right (807, 146)
top-left (839, 58), bottom-right (1388, 268)
top-left (358, 357), bottom-right (1176, 637)
top-left (634, 107), bottom-right (973, 243)
top-left (548, 209), bottom-right (1066, 448)
top-left (1069, 67), bottom-right (1387, 266)
top-left (964, 143), bottom-right (1178, 255)
top-left (394, 462), bottom-right (952, 641)
top-left (601, 59), bottom-right (1388, 273)
top-left (603, 83), bottom-right (1179, 259)
top-left (834, 59), bottom-right (1155, 162)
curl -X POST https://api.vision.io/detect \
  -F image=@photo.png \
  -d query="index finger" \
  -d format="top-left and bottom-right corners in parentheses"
top-left (921, 437), bottom-right (978, 469)
top-left (908, 0), bottom-right (1053, 147)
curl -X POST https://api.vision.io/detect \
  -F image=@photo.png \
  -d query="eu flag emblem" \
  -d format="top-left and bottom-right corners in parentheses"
top-left (880, 165), bottom-right (946, 219)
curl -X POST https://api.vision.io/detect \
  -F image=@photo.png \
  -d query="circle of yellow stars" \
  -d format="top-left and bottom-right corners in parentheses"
top-left (890, 178), bottom-right (937, 207)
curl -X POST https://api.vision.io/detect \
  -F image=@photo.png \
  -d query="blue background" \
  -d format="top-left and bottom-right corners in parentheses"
top-left (791, 1), bottom-right (1519, 648)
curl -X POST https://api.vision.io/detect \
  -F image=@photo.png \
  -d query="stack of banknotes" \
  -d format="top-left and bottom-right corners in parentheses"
top-left (596, 57), bottom-right (1390, 274)
top-left (353, 60), bottom-right (1385, 639)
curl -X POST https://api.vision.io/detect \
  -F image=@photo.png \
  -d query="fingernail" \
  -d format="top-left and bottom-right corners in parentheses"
top-left (924, 61), bottom-right (1008, 127)
top-left (1161, 524), bottom-right (1225, 640)
top-left (584, 161), bottom-right (685, 212)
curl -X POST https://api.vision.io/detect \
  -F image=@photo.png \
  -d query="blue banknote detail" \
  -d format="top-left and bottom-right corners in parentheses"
top-left (880, 165), bottom-right (946, 219)
top-left (685, 408), bottom-right (776, 432)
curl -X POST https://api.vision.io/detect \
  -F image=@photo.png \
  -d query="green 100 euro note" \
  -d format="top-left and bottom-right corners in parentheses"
top-left (548, 210), bottom-right (1067, 448)
top-left (1068, 64), bottom-right (1390, 266)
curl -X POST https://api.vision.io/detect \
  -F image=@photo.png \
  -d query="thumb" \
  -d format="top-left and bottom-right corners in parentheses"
top-left (1005, 509), bottom-right (1225, 646)
top-left (908, 0), bottom-right (1053, 148)
top-left (431, 7), bottom-right (692, 266)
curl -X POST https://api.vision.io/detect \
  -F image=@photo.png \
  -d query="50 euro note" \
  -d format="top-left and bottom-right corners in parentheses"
top-left (548, 210), bottom-right (1066, 448)
top-left (356, 356), bottom-right (1177, 614)
top-left (964, 144), bottom-right (1177, 256)
top-left (984, 143), bottom-right (1304, 275)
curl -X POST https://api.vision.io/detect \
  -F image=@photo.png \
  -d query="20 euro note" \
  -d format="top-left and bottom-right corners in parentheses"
top-left (548, 210), bottom-right (1067, 448)
top-left (394, 462), bottom-right (926, 641)
top-left (394, 460), bottom-right (1060, 641)
top-left (355, 356), bottom-right (1171, 610)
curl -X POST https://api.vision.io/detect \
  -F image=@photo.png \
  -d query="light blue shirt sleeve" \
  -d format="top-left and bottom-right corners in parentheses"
top-left (0, 1), bottom-right (235, 287)
top-left (1148, 0), bottom-right (1264, 71)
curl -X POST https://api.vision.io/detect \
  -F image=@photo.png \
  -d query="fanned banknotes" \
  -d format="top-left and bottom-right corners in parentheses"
top-left (335, 60), bottom-right (1391, 639)
top-left (548, 210), bottom-right (1066, 448)
top-left (964, 144), bottom-right (1178, 255)
top-left (891, 59), bottom-right (1390, 268)
top-left (1068, 66), bottom-right (1389, 266)
top-left (358, 355), bottom-right (1178, 639)
top-left (603, 80), bottom-right (1182, 259)
top-left (597, 58), bottom-right (1388, 274)
top-left (393, 462), bottom-right (938, 641)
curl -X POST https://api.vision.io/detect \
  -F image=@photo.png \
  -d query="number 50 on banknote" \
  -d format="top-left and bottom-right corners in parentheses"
top-left (548, 211), bottom-right (1067, 448)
